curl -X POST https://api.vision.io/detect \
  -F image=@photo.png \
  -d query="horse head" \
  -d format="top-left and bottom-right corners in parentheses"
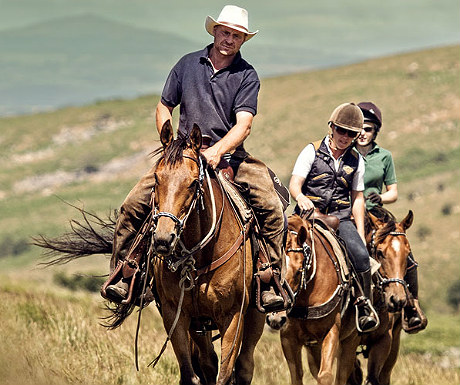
top-left (368, 210), bottom-right (413, 312)
top-left (152, 121), bottom-right (203, 256)
top-left (266, 215), bottom-right (312, 330)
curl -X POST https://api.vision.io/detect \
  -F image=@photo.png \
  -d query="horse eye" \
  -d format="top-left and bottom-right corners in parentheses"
top-left (188, 180), bottom-right (198, 190)
top-left (376, 249), bottom-right (385, 259)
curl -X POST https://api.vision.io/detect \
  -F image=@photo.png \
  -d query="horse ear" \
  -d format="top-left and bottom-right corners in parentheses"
top-left (368, 211), bottom-right (384, 229)
top-left (160, 120), bottom-right (174, 148)
top-left (401, 210), bottom-right (414, 231)
top-left (190, 124), bottom-right (202, 152)
top-left (297, 225), bottom-right (308, 246)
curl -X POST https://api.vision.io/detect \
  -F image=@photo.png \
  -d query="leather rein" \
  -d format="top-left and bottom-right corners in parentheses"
top-left (151, 154), bottom-right (250, 284)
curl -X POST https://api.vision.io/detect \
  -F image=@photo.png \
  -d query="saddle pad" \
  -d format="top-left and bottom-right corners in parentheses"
top-left (314, 223), bottom-right (349, 281)
top-left (217, 171), bottom-right (253, 224)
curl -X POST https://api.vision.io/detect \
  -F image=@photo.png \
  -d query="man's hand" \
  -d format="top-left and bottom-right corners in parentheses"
top-left (201, 146), bottom-right (222, 169)
top-left (367, 192), bottom-right (382, 206)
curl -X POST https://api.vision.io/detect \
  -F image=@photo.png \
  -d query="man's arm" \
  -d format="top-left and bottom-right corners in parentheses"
top-left (201, 110), bottom-right (253, 169)
top-left (156, 101), bottom-right (174, 135)
top-left (352, 190), bottom-right (366, 244)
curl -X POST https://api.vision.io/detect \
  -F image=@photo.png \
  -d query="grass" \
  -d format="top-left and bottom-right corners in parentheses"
top-left (0, 282), bottom-right (459, 385)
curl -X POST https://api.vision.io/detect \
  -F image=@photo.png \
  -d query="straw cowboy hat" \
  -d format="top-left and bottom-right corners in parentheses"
top-left (205, 5), bottom-right (258, 41)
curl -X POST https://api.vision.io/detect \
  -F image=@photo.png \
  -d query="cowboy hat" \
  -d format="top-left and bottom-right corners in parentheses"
top-left (205, 5), bottom-right (258, 41)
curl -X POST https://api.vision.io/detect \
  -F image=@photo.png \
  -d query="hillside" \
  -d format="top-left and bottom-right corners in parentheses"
top-left (0, 45), bottom-right (459, 313)
top-left (1, 0), bottom-right (459, 116)
top-left (0, 14), bottom-right (195, 116)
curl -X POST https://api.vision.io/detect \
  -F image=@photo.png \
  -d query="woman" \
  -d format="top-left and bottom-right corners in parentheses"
top-left (356, 102), bottom-right (427, 333)
top-left (289, 102), bottom-right (378, 333)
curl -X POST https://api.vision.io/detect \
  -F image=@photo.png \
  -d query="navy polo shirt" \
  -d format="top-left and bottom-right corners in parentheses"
top-left (161, 44), bottom-right (260, 151)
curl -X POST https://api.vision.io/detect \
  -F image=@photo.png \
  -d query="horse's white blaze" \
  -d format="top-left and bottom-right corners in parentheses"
top-left (391, 238), bottom-right (401, 253)
top-left (286, 254), bottom-right (291, 267)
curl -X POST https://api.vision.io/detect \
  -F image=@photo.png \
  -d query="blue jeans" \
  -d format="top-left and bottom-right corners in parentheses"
top-left (338, 219), bottom-right (370, 273)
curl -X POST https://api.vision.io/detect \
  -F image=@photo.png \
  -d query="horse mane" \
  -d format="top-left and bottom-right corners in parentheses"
top-left (151, 131), bottom-right (190, 166)
top-left (365, 206), bottom-right (398, 243)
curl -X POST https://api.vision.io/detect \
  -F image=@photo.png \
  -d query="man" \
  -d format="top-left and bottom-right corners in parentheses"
top-left (289, 103), bottom-right (379, 332)
top-left (105, 5), bottom-right (286, 310)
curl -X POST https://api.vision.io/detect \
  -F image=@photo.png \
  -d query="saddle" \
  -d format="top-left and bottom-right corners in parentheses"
top-left (215, 166), bottom-right (294, 313)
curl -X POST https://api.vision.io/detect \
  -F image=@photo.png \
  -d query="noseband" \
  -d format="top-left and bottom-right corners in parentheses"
top-left (371, 230), bottom-right (411, 296)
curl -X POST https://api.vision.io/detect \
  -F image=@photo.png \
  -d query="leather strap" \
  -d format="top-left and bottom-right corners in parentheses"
top-left (194, 218), bottom-right (253, 278)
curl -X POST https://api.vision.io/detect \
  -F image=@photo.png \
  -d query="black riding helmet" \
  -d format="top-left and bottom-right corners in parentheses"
top-left (358, 102), bottom-right (382, 132)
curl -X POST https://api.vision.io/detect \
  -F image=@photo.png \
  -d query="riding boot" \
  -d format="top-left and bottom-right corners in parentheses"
top-left (356, 269), bottom-right (379, 333)
top-left (402, 264), bottom-right (428, 334)
top-left (260, 232), bottom-right (286, 311)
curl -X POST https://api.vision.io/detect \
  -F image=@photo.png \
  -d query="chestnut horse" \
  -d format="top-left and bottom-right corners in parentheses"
top-left (150, 121), bottom-right (265, 385)
top-left (266, 213), bottom-right (351, 385)
top-left (337, 209), bottom-right (415, 385)
top-left (35, 121), bottom-right (266, 385)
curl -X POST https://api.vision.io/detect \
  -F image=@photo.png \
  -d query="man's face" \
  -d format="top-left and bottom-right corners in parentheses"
top-left (213, 25), bottom-right (246, 57)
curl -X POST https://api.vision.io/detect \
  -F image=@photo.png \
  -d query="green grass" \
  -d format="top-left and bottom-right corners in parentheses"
top-left (0, 283), bottom-right (459, 385)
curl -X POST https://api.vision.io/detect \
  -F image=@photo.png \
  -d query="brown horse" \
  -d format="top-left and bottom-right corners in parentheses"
top-left (337, 209), bottom-right (415, 385)
top-left (34, 121), bottom-right (266, 385)
top-left (150, 121), bottom-right (265, 385)
top-left (266, 213), bottom-right (351, 385)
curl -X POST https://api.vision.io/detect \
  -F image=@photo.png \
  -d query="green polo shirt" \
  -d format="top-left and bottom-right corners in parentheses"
top-left (354, 143), bottom-right (397, 209)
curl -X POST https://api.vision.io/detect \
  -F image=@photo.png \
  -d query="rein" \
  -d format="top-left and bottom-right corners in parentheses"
top-left (149, 153), bottom-right (251, 367)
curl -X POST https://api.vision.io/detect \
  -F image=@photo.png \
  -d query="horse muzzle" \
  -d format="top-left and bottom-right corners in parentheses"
top-left (385, 291), bottom-right (407, 313)
top-left (266, 311), bottom-right (287, 330)
top-left (153, 231), bottom-right (178, 256)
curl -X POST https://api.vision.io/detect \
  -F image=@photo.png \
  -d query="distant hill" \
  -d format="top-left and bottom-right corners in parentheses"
top-left (0, 14), bottom-right (196, 116)
top-left (1, 0), bottom-right (459, 116)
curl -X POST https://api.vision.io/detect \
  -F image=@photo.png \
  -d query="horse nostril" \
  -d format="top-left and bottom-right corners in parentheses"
top-left (153, 232), bottom-right (177, 255)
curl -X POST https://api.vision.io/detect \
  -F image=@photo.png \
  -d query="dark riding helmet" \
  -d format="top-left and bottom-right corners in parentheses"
top-left (358, 102), bottom-right (382, 132)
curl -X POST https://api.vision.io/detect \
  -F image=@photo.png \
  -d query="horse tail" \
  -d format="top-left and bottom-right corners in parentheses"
top-left (32, 202), bottom-right (116, 267)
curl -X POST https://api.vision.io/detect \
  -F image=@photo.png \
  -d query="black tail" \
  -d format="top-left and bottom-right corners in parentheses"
top-left (32, 202), bottom-right (116, 267)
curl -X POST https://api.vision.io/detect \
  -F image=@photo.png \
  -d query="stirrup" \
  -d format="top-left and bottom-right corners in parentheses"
top-left (402, 303), bottom-right (427, 334)
top-left (354, 296), bottom-right (380, 333)
top-left (254, 268), bottom-right (294, 313)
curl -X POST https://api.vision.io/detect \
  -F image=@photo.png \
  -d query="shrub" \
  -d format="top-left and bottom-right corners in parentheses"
top-left (441, 203), bottom-right (453, 216)
top-left (447, 279), bottom-right (460, 312)
top-left (53, 271), bottom-right (105, 293)
top-left (0, 236), bottom-right (30, 258)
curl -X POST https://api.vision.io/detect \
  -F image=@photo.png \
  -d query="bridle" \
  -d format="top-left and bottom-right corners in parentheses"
top-left (286, 228), bottom-right (315, 296)
top-left (152, 154), bottom-right (206, 241)
top-left (370, 229), bottom-right (411, 297)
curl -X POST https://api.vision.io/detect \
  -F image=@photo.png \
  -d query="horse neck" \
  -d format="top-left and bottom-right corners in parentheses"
top-left (182, 175), bottom-right (238, 259)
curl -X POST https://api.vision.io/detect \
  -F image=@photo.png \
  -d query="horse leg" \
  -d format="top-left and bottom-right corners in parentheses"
top-left (306, 346), bottom-right (321, 381)
top-left (217, 312), bottom-right (245, 385)
top-left (162, 308), bottom-right (201, 385)
top-left (234, 307), bottom-right (265, 385)
top-left (335, 334), bottom-right (361, 385)
top-left (190, 330), bottom-right (218, 385)
top-left (316, 319), bottom-right (340, 385)
top-left (378, 318), bottom-right (402, 385)
top-left (280, 324), bottom-right (304, 385)
top-left (366, 332), bottom-right (392, 385)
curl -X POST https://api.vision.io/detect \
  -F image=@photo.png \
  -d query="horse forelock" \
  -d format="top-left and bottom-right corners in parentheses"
top-left (375, 220), bottom-right (397, 245)
top-left (164, 132), bottom-right (189, 165)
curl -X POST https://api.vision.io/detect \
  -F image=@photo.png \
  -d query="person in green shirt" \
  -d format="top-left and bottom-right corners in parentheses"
top-left (355, 102), bottom-right (427, 334)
